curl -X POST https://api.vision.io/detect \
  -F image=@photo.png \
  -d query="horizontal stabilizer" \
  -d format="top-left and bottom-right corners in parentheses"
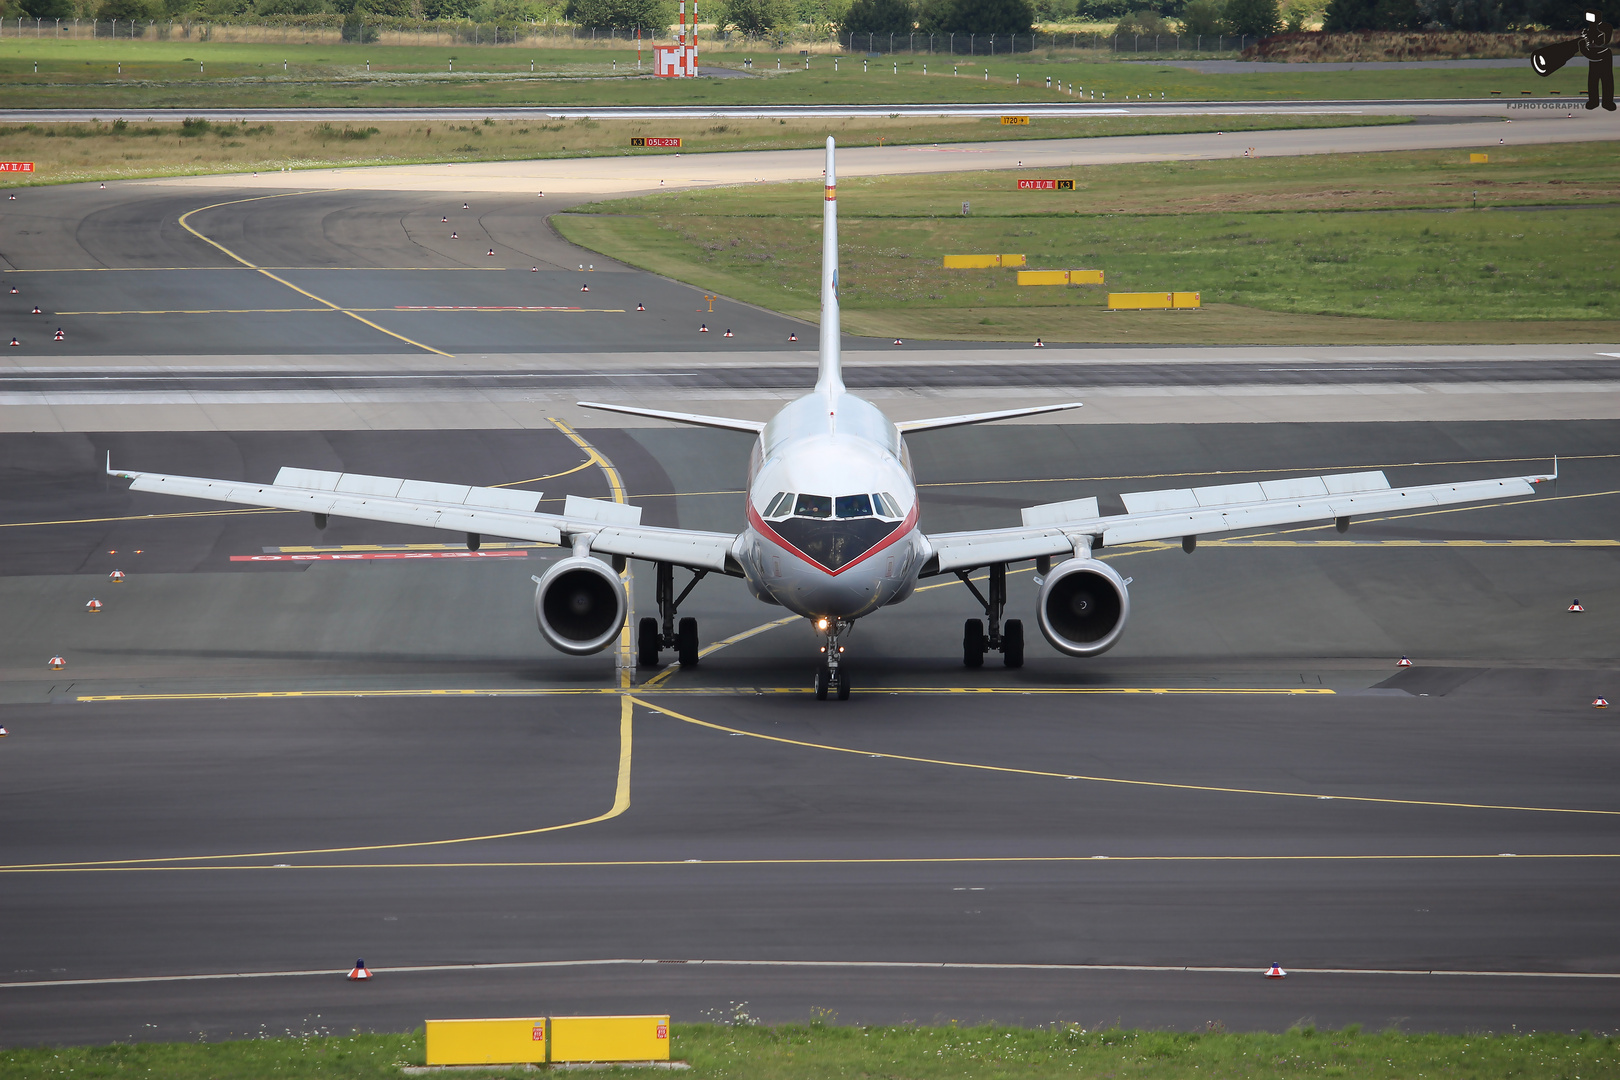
top-left (896, 402), bottom-right (1082, 434)
top-left (577, 401), bottom-right (764, 434)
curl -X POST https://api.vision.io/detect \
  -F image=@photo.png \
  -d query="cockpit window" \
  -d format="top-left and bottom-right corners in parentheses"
top-left (875, 492), bottom-right (904, 518)
top-left (835, 493), bottom-right (873, 519)
top-left (794, 493), bottom-right (833, 519)
top-left (763, 491), bottom-right (793, 518)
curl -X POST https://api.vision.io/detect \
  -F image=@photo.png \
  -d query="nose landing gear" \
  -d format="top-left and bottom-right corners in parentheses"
top-left (957, 563), bottom-right (1024, 668)
top-left (636, 562), bottom-right (708, 671)
top-left (814, 618), bottom-right (851, 700)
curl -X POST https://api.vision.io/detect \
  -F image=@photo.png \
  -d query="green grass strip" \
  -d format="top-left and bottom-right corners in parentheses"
top-left (5, 1023), bottom-right (1620, 1078)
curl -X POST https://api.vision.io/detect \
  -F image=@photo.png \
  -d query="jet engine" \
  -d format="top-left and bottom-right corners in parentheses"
top-left (534, 556), bottom-right (626, 656)
top-left (1036, 557), bottom-right (1130, 657)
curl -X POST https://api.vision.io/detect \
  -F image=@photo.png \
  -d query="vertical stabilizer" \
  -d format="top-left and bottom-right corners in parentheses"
top-left (815, 136), bottom-right (845, 395)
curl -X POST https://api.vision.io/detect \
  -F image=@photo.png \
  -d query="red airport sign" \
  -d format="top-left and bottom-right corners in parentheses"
top-left (0, 162), bottom-right (35, 173)
top-left (630, 137), bottom-right (682, 148)
top-left (1017, 178), bottom-right (1074, 190)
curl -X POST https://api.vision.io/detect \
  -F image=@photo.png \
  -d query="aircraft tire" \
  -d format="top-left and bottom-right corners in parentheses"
top-left (637, 617), bottom-right (660, 669)
top-left (963, 619), bottom-right (985, 668)
top-left (835, 665), bottom-right (851, 700)
top-left (677, 617), bottom-right (700, 667)
top-left (815, 663), bottom-right (830, 700)
top-left (1003, 618), bottom-right (1025, 669)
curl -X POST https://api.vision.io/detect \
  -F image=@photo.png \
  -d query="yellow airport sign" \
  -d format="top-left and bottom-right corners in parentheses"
top-left (1000, 115), bottom-right (1030, 124)
top-left (425, 1018), bottom-right (547, 1066)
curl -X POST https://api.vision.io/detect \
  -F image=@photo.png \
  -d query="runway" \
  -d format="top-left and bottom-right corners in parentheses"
top-left (2, 121), bottom-right (1619, 1047)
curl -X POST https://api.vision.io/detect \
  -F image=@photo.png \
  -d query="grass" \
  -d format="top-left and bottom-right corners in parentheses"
top-left (553, 141), bottom-right (1620, 344)
top-left (5, 1023), bottom-right (1620, 1078)
top-left (0, 37), bottom-right (1584, 107)
top-left (0, 113), bottom-right (1408, 187)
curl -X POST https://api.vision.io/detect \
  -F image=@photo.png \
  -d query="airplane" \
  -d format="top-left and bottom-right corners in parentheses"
top-left (108, 137), bottom-right (1556, 701)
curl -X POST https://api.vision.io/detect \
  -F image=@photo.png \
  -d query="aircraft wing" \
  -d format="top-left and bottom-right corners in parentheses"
top-left (107, 459), bottom-right (742, 575)
top-left (921, 466), bottom-right (1556, 576)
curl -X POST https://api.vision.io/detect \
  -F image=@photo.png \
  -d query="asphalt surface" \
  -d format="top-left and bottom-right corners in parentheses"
top-left (2, 420), bottom-right (1618, 1045)
top-left (1, 129), bottom-right (1619, 1048)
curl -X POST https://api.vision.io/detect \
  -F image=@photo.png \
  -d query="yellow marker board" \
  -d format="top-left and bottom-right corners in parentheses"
top-left (551, 1015), bottom-right (671, 1062)
top-left (1000, 115), bottom-right (1030, 125)
top-left (1108, 292), bottom-right (1174, 310)
top-left (943, 254), bottom-right (1026, 269)
top-left (425, 1018), bottom-right (547, 1066)
top-left (1108, 292), bottom-right (1200, 310)
top-left (1470, 152), bottom-right (1489, 163)
top-left (1017, 269), bottom-right (1106, 286)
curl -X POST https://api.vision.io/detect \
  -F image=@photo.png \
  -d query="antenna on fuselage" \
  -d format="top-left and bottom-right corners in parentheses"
top-left (815, 136), bottom-right (845, 396)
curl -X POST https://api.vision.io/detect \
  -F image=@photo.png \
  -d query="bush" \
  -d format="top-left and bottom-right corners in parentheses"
top-left (1179, 0), bottom-right (1221, 31)
top-left (843, 0), bottom-right (912, 31)
top-left (920, 0), bottom-right (1033, 32)
top-left (717, 0), bottom-right (796, 32)
top-left (566, 0), bottom-right (673, 29)
top-left (1113, 6), bottom-right (1167, 31)
top-left (1221, 0), bottom-right (1277, 32)
top-left (339, 4), bottom-right (378, 38)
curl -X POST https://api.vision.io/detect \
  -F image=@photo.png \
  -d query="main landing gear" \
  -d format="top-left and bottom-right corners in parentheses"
top-left (637, 562), bottom-right (708, 669)
top-left (814, 617), bottom-right (851, 701)
top-left (957, 563), bottom-right (1024, 669)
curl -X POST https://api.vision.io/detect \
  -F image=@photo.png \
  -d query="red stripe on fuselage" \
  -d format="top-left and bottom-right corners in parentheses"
top-left (747, 503), bottom-right (918, 577)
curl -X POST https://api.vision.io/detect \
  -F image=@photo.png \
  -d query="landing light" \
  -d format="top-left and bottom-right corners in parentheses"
top-left (816, 618), bottom-right (829, 631)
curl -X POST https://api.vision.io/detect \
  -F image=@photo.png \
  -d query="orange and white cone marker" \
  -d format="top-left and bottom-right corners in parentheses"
top-left (637, 303), bottom-right (645, 311)
top-left (788, 332), bottom-right (797, 341)
top-left (893, 338), bottom-right (903, 346)
top-left (54, 329), bottom-right (64, 341)
top-left (699, 323), bottom-right (709, 332)
top-left (1265, 963), bottom-right (1286, 978)
top-left (1034, 338), bottom-right (1044, 347)
top-left (109, 570), bottom-right (126, 583)
top-left (1396, 655), bottom-right (1413, 668)
top-left (0, 726), bottom-right (8, 737)
top-left (1570, 600), bottom-right (1584, 612)
top-left (85, 598), bottom-right (103, 613)
top-left (48, 655), bottom-right (66, 670)
top-left (1595, 698), bottom-right (1610, 709)
top-left (531, 265), bottom-right (539, 272)
top-left (581, 283), bottom-right (589, 292)
top-left (723, 328), bottom-right (733, 337)
top-left (348, 959), bottom-right (372, 981)
top-left (487, 248), bottom-right (496, 257)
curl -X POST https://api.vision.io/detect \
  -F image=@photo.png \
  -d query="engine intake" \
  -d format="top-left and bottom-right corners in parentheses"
top-left (534, 556), bottom-right (626, 656)
top-left (1036, 557), bottom-right (1130, 657)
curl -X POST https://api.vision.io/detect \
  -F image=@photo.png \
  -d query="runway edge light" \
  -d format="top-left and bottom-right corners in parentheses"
top-left (348, 959), bottom-right (372, 981)
top-left (48, 655), bottom-right (65, 670)
top-left (1265, 963), bottom-right (1287, 978)
top-left (1595, 698), bottom-right (1610, 709)
top-left (1570, 599), bottom-right (1584, 612)
top-left (1396, 655), bottom-right (1413, 668)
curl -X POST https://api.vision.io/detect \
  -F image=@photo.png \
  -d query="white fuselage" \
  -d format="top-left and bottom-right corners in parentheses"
top-left (736, 388), bottom-right (926, 621)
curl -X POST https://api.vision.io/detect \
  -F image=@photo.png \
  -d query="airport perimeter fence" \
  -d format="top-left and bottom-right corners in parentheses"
top-left (0, 15), bottom-right (1253, 54)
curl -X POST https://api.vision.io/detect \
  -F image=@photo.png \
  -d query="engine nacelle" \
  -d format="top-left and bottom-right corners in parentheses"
top-left (1036, 557), bottom-right (1130, 657)
top-left (534, 556), bottom-right (626, 656)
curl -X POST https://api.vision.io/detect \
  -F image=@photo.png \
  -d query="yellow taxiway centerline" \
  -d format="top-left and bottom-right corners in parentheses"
top-left (0, 695), bottom-right (635, 872)
top-left (626, 695), bottom-right (1620, 819)
top-left (549, 417), bottom-right (635, 689)
top-left (175, 191), bottom-right (454, 357)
